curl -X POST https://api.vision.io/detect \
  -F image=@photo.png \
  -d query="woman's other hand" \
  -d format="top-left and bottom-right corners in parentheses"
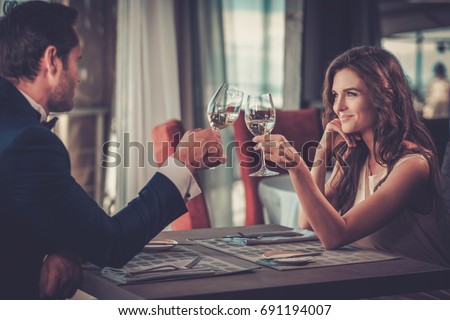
top-left (322, 118), bottom-right (360, 153)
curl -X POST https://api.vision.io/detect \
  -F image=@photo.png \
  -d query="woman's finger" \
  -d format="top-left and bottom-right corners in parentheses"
top-left (325, 120), bottom-right (359, 148)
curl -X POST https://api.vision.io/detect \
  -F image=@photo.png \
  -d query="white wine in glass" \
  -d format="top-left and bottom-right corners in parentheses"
top-left (245, 93), bottom-right (279, 177)
top-left (207, 84), bottom-right (243, 132)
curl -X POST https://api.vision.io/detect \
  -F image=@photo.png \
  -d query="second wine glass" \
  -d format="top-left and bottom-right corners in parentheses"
top-left (245, 93), bottom-right (279, 177)
top-left (207, 84), bottom-right (244, 132)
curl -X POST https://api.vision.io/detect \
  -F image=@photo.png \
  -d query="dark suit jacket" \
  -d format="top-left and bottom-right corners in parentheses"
top-left (0, 76), bottom-right (187, 299)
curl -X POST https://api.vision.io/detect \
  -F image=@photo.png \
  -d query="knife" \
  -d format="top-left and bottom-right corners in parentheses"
top-left (263, 252), bottom-right (323, 260)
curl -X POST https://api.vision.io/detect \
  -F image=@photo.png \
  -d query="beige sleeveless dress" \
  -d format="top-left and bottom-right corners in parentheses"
top-left (352, 154), bottom-right (450, 267)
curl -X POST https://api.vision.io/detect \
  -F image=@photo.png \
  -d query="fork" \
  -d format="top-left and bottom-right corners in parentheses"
top-left (130, 256), bottom-right (202, 274)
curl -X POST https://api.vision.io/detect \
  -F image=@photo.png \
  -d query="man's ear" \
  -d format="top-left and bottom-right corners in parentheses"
top-left (42, 46), bottom-right (61, 76)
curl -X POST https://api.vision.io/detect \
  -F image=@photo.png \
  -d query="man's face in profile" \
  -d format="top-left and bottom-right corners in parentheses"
top-left (47, 44), bottom-right (82, 113)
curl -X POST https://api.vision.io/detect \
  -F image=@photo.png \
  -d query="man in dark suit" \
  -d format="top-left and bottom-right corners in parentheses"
top-left (0, 1), bottom-right (224, 299)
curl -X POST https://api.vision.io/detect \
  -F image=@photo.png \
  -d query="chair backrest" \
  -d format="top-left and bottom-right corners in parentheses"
top-left (441, 141), bottom-right (450, 212)
top-left (233, 108), bottom-right (323, 225)
top-left (152, 119), bottom-right (211, 230)
top-left (421, 117), bottom-right (449, 167)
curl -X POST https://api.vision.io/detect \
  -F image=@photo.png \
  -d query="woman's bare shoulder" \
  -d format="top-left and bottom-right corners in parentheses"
top-left (392, 153), bottom-right (430, 181)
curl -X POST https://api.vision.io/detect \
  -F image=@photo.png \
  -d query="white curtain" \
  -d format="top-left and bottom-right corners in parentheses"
top-left (110, 0), bottom-right (181, 210)
top-left (174, 0), bottom-right (235, 227)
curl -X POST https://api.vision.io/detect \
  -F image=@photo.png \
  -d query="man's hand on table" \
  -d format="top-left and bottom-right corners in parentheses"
top-left (39, 250), bottom-right (82, 299)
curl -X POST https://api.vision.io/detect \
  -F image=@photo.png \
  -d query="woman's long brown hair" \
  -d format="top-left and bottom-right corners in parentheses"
top-left (322, 46), bottom-right (442, 214)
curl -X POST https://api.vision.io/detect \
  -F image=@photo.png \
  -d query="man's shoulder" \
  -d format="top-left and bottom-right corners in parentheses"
top-left (0, 120), bottom-right (70, 189)
top-left (0, 117), bottom-right (66, 157)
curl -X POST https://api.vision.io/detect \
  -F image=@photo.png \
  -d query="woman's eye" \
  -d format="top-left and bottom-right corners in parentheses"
top-left (347, 91), bottom-right (357, 97)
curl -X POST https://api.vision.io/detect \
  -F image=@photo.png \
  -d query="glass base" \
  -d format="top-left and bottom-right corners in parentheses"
top-left (210, 163), bottom-right (222, 170)
top-left (249, 167), bottom-right (279, 177)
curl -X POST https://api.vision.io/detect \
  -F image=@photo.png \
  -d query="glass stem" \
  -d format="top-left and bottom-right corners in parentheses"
top-left (260, 147), bottom-right (268, 172)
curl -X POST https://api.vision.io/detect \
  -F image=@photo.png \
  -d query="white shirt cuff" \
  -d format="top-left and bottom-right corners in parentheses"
top-left (158, 156), bottom-right (202, 202)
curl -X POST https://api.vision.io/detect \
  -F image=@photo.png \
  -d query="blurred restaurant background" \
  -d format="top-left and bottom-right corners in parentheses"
top-left (2, 0), bottom-right (449, 229)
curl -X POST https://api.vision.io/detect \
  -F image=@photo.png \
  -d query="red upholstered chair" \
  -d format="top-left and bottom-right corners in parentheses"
top-left (233, 108), bottom-right (323, 225)
top-left (152, 119), bottom-right (211, 230)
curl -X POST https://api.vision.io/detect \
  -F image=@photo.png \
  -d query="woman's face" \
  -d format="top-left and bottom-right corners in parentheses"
top-left (331, 68), bottom-right (376, 136)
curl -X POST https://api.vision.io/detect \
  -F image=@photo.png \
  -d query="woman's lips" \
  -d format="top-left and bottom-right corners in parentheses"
top-left (340, 115), bottom-right (353, 121)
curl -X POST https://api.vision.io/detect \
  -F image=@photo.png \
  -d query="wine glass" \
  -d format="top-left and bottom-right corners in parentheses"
top-left (207, 84), bottom-right (244, 132)
top-left (245, 93), bottom-right (279, 177)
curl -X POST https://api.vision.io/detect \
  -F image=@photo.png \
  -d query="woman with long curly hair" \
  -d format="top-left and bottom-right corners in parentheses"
top-left (255, 46), bottom-right (450, 267)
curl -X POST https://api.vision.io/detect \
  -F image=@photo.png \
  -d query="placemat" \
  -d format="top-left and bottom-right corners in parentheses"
top-left (96, 244), bottom-right (257, 284)
top-left (189, 238), bottom-right (399, 271)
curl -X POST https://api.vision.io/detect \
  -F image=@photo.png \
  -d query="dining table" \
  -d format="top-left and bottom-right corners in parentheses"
top-left (80, 224), bottom-right (450, 300)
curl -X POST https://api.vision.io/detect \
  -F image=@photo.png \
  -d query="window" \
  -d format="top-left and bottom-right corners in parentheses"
top-left (382, 27), bottom-right (450, 103)
top-left (223, 0), bottom-right (285, 106)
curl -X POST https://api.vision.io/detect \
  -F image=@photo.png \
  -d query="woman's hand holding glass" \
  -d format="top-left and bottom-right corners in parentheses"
top-left (252, 134), bottom-right (304, 172)
top-left (245, 93), bottom-right (279, 177)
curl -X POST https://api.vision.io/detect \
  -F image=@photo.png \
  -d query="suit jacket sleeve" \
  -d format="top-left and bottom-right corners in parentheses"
top-left (2, 125), bottom-right (187, 268)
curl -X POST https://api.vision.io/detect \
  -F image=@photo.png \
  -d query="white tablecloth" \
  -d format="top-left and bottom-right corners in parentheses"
top-left (258, 174), bottom-right (300, 228)
top-left (258, 172), bottom-right (332, 228)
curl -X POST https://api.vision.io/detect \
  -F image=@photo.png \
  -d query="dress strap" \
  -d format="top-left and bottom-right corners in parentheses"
top-left (394, 154), bottom-right (426, 168)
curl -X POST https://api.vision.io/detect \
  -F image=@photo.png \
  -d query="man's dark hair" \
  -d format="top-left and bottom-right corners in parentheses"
top-left (0, 1), bottom-right (78, 81)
